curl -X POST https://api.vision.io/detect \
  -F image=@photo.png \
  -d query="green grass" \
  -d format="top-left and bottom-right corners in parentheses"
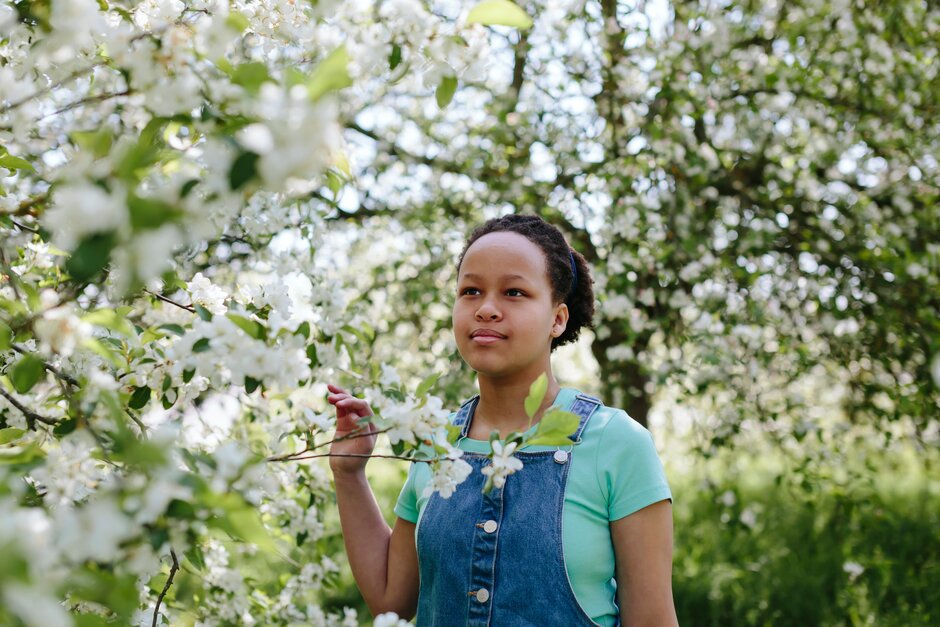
top-left (671, 445), bottom-right (940, 626)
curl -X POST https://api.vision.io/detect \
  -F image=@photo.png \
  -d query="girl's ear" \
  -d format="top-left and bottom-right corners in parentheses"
top-left (551, 303), bottom-right (569, 338)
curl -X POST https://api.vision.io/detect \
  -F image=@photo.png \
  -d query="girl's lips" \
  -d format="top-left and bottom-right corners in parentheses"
top-left (470, 330), bottom-right (506, 344)
top-left (472, 335), bottom-right (504, 345)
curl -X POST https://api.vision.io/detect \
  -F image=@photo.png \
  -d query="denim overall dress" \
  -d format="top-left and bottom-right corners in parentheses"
top-left (415, 393), bottom-right (605, 626)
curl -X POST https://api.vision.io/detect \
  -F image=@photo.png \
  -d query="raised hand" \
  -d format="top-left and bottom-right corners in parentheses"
top-left (326, 383), bottom-right (377, 474)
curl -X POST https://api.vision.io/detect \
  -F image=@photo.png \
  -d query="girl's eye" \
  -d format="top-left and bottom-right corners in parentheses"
top-left (460, 287), bottom-right (480, 296)
top-left (506, 289), bottom-right (525, 297)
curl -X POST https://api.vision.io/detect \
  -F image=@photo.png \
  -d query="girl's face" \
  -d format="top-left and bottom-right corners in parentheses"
top-left (453, 232), bottom-right (568, 382)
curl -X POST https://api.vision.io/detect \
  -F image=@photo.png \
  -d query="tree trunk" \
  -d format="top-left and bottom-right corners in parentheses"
top-left (590, 325), bottom-right (652, 428)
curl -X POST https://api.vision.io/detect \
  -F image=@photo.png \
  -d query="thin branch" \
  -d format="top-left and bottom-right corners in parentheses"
top-left (264, 426), bottom-right (392, 462)
top-left (43, 89), bottom-right (132, 119)
top-left (126, 409), bottom-right (148, 435)
top-left (152, 549), bottom-right (179, 627)
top-left (9, 219), bottom-right (38, 233)
top-left (0, 63), bottom-right (104, 114)
top-left (0, 249), bottom-right (23, 301)
top-left (144, 290), bottom-right (195, 313)
top-left (308, 426), bottom-right (391, 451)
top-left (270, 452), bottom-right (428, 463)
top-left (0, 387), bottom-right (58, 429)
top-left (11, 345), bottom-right (79, 387)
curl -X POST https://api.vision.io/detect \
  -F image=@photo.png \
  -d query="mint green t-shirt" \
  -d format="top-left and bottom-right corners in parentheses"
top-left (394, 388), bottom-right (672, 626)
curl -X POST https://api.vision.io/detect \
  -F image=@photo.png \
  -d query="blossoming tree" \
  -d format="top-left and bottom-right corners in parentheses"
top-left (0, 0), bottom-right (542, 624)
top-left (329, 0), bottom-right (940, 448)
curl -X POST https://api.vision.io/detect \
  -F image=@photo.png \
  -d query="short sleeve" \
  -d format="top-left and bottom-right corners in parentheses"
top-left (393, 462), bottom-right (420, 523)
top-left (600, 411), bottom-right (672, 521)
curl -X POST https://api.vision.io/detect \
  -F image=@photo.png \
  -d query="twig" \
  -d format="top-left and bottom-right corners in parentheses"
top-left (308, 426), bottom-right (391, 451)
top-left (11, 345), bottom-right (79, 387)
top-left (270, 452), bottom-right (431, 463)
top-left (9, 219), bottom-right (38, 233)
top-left (0, 388), bottom-right (58, 429)
top-left (152, 549), bottom-right (179, 627)
top-left (0, 64), bottom-right (104, 114)
top-left (43, 89), bottom-right (132, 119)
top-left (264, 426), bottom-right (392, 462)
top-left (126, 409), bottom-right (148, 435)
top-left (144, 289), bottom-right (195, 313)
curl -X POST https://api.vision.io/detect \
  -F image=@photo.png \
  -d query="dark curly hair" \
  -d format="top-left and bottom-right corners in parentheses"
top-left (457, 214), bottom-right (595, 351)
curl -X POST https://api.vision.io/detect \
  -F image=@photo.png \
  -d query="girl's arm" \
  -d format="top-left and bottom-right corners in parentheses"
top-left (611, 499), bottom-right (679, 627)
top-left (328, 385), bottom-right (419, 618)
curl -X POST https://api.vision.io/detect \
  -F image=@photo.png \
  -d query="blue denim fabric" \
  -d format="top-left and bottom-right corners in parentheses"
top-left (416, 394), bottom-right (607, 626)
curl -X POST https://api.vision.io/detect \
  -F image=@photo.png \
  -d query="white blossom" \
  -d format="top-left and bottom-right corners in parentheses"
top-left (43, 183), bottom-right (128, 250)
top-left (481, 441), bottom-right (524, 489)
top-left (2, 583), bottom-right (73, 627)
top-left (374, 612), bottom-right (413, 627)
top-left (843, 561), bottom-right (865, 581)
top-left (188, 272), bottom-right (228, 315)
top-left (33, 307), bottom-right (91, 357)
top-left (425, 445), bottom-right (473, 499)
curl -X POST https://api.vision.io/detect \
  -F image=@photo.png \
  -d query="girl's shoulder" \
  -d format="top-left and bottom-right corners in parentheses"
top-left (565, 389), bottom-right (653, 444)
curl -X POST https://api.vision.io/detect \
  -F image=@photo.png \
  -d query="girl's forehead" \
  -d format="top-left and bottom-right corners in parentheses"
top-left (459, 232), bottom-right (548, 277)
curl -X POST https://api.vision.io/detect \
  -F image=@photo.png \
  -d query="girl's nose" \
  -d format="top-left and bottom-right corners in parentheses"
top-left (475, 300), bottom-right (501, 321)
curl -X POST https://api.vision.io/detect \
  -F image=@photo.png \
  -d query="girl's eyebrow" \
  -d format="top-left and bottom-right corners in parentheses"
top-left (461, 273), bottom-right (529, 282)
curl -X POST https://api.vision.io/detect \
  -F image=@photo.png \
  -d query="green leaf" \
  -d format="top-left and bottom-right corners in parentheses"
top-left (0, 154), bottom-right (34, 171)
top-left (82, 337), bottom-right (121, 367)
top-left (180, 178), bottom-right (199, 198)
top-left (194, 304), bottom-right (213, 321)
top-left (285, 66), bottom-right (307, 88)
top-left (417, 372), bottom-right (441, 397)
top-left (158, 323), bottom-right (186, 336)
top-left (229, 151), bottom-right (259, 190)
top-left (128, 386), bottom-right (151, 410)
top-left (207, 494), bottom-right (277, 553)
top-left (127, 194), bottom-right (181, 231)
top-left (53, 416), bottom-right (78, 436)
top-left (140, 327), bottom-right (165, 344)
top-left (70, 129), bottom-right (113, 158)
top-left (66, 232), bottom-right (117, 281)
top-left (0, 427), bottom-right (26, 444)
top-left (231, 62), bottom-right (270, 94)
top-left (308, 45), bottom-right (353, 102)
top-left (112, 438), bottom-right (169, 468)
top-left (0, 440), bottom-right (45, 465)
top-left (226, 313), bottom-right (265, 340)
top-left (525, 409), bottom-right (580, 446)
top-left (225, 10), bottom-right (250, 32)
top-left (192, 338), bottom-right (211, 353)
top-left (435, 75), bottom-right (458, 108)
top-left (467, 0), bottom-right (533, 29)
top-left (185, 544), bottom-right (206, 571)
top-left (244, 376), bottom-right (261, 393)
top-left (11, 354), bottom-right (44, 393)
top-left (446, 423), bottom-right (463, 445)
top-left (83, 308), bottom-right (136, 337)
top-left (524, 372), bottom-right (548, 418)
top-left (389, 44), bottom-right (402, 70)
top-left (0, 318), bottom-right (11, 351)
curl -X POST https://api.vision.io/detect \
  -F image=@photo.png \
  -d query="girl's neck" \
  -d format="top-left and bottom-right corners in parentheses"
top-left (471, 372), bottom-right (562, 439)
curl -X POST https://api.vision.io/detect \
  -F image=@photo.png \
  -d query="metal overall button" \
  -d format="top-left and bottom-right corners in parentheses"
top-left (553, 450), bottom-right (569, 464)
top-left (471, 588), bottom-right (490, 603)
top-left (482, 519), bottom-right (498, 533)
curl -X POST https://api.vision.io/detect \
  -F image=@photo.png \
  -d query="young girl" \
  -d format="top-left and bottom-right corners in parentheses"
top-left (327, 214), bottom-right (677, 626)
